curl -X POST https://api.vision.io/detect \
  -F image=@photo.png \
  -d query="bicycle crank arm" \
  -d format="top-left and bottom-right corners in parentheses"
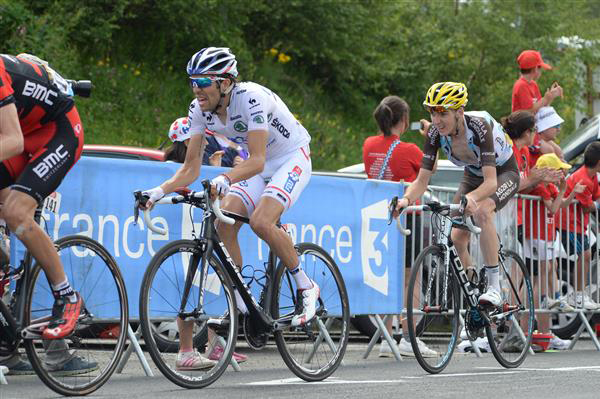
top-left (21, 321), bottom-right (48, 339)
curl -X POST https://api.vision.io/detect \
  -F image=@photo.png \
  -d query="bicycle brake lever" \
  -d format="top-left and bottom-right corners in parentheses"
top-left (133, 190), bottom-right (147, 225)
top-left (388, 196), bottom-right (398, 225)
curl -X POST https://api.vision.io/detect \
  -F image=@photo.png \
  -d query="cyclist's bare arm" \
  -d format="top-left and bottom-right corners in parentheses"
top-left (222, 130), bottom-right (267, 183)
top-left (161, 133), bottom-right (206, 194)
top-left (394, 168), bottom-right (432, 215)
top-left (0, 103), bottom-right (24, 161)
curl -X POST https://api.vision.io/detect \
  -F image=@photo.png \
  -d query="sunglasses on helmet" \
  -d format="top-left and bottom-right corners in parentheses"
top-left (189, 76), bottom-right (225, 89)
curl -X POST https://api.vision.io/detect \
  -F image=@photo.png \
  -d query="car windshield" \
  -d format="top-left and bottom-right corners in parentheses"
top-left (561, 116), bottom-right (600, 162)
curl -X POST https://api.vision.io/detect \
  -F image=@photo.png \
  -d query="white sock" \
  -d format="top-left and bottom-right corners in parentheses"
top-left (51, 279), bottom-right (77, 302)
top-left (484, 265), bottom-right (500, 292)
top-left (290, 264), bottom-right (312, 290)
top-left (234, 288), bottom-right (248, 314)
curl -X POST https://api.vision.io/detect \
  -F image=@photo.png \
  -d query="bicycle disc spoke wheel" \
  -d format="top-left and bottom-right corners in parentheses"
top-left (407, 245), bottom-right (459, 374)
top-left (24, 235), bottom-right (129, 396)
top-left (486, 250), bottom-right (534, 368)
top-left (272, 243), bottom-right (349, 381)
top-left (139, 240), bottom-right (236, 389)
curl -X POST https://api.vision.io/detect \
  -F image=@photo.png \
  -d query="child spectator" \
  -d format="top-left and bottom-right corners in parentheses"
top-left (512, 50), bottom-right (562, 113)
top-left (363, 96), bottom-right (436, 359)
top-left (524, 154), bottom-right (581, 350)
top-left (164, 117), bottom-right (243, 166)
top-left (531, 106), bottom-right (564, 164)
top-left (558, 142), bottom-right (600, 310)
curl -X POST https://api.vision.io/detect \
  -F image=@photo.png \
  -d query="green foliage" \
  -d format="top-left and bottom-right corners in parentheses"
top-left (2, 0), bottom-right (600, 170)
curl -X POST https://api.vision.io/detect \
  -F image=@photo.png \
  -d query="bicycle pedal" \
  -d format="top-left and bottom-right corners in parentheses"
top-left (21, 321), bottom-right (49, 339)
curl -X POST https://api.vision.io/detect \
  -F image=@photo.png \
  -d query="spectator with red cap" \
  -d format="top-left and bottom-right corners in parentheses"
top-left (512, 50), bottom-right (563, 113)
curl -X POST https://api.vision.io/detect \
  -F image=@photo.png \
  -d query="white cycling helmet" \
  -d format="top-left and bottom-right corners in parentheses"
top-left (167, 117), bottom-right (191, 143)
top-left (186, 47), bottom-right (238, 78)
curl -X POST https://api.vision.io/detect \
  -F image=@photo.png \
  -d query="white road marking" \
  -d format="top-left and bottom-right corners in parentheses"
top-left (246, 377), bottom-right (409, 386)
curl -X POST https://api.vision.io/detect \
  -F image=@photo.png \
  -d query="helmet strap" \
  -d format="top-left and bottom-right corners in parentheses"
top-left (211, 80), bottom-right (235, 114)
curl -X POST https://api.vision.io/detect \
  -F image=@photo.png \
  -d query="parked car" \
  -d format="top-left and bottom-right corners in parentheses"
top-left (562, 114), bottom-right (600, 165)
top-left (82, 144), bottom-right (165, 161)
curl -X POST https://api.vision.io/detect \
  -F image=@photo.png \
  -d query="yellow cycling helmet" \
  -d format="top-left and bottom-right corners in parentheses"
top-left (423, 82), bottom-right (468, 110)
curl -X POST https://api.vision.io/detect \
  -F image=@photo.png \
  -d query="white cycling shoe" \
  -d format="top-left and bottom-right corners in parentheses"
top-left (478, 287), bottom-right (502, 307)
top-left (291, 282), bottom-right (320, 327)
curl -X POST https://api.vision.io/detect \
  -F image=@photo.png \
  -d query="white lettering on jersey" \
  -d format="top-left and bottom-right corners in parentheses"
top-left (22, 80), bottom-right (58, 106)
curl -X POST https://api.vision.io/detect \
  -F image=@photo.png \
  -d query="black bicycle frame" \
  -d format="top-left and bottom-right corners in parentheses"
top-left (177, 203), bottom-right (291, 332)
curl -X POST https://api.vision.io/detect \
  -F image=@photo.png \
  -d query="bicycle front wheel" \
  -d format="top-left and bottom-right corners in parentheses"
top-left (486, 249), bottom-right (534, 368)
top-left (407, 245), bottom-right (460, 374)
top-left (139, 240), bottom-right (237, 389)
top-left (24, 235), bottom-right (129, 396)
top-left (272, 243), bottom-right (349, 381)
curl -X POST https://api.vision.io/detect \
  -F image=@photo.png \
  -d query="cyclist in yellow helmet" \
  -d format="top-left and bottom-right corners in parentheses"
top-left (394, 82), bottom-right (519, 307)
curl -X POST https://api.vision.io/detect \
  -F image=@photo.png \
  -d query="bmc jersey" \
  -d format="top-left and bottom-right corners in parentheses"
top-left (422, 111), bottom-right (513, 177)
top-left (0, 54), bottom-right (74, 134)
top-left (187, 82), bottom-right (311, 159)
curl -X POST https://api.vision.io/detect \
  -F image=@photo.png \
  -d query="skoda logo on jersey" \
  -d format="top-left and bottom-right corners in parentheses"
top-left (271, 117), bottom-right (290, 138)
top-left (234, 121), bottom-right (248, 132)
top-left (284, 166), bottom-right (302, 194)
top-left (267, 112), bottom-right (273, 122)
top-left (253, 115), bottom-right (264, 124)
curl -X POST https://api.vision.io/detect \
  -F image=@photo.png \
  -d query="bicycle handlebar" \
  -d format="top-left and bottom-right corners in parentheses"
top-left (136, 189), bottom-right (235, 236)
top-left (394, 202), bottom-right (482, 236)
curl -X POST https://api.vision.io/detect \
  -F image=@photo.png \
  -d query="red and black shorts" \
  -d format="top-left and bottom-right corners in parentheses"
top-left (0, 106), bottom-right (84, 203)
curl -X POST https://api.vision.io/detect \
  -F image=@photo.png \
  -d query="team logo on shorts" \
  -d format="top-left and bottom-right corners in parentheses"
top-left (284, 166), bottom-right (302, 194)
top-left (238, 180), bottom-right (248, 187)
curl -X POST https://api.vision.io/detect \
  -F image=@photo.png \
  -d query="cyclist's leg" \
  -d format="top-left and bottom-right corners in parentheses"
top-left (450, 172), bottom-right (478, 269)
top-left (1, 107), bottom-right (84, 338)
top-left (255, 146), bottom-right (316, 325)
top-left (478, 164), bottom-right (519, 305)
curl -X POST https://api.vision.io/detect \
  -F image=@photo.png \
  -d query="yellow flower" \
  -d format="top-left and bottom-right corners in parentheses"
top-left (269, 48), bottom-right (278, 57)
top-left (134, 69), bottom-right (141, 76)
top-left (123, 64), bottom-right (128, 69)
top-left (278, 53), bottom-right (291, 64)
top-left (97, 60), bottom-right (104, 66)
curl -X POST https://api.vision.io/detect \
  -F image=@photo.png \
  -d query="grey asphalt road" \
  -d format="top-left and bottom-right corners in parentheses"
top-left (2, 338), bottom-right (600, 399)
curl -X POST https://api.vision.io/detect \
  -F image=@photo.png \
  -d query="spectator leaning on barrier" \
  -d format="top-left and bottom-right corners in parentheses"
top-left (558, 142), bottom-right (600, 310)
top-left (362, 96), bottom-right (435, 358)
top-left (524, 154), bottom-right (581, 350)
top-left (164, 116), bottom-right (243, 166)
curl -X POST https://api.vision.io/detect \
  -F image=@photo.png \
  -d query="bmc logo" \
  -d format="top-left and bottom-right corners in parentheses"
top-left (22, 80), bottom-right (58, 106)
top-left (33, 145), bottom-right (68, 178)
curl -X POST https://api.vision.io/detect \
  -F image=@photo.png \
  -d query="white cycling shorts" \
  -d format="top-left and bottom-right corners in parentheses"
top-left (229, 145), bottom-right (311, 215)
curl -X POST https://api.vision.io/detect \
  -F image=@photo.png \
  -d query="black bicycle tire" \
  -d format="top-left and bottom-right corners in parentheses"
top-left (272, 242), bottom-right (350, 381)
top-left (407, 244), bottom-right (460, 374)
top-left (486, 249), bottom-right (534, 368)
top-left (139, 239), bottom-right (237, 389)
top-left (23, 234), bottom-right (129, 396)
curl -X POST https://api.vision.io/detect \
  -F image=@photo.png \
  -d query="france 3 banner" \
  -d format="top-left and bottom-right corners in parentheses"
top-left (11, 156), bottom-right (407, 317)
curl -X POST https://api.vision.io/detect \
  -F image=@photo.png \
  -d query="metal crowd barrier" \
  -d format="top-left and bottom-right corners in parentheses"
top-left (367, 183), bottom-right (600, 361)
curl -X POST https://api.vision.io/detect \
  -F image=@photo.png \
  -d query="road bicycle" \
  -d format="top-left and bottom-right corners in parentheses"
top-left (135, 180), bottom-right (349, 389)
top-left (391, 196), bottom-right (534, 374)
top-left (0, 202), bottom-right (129, 396)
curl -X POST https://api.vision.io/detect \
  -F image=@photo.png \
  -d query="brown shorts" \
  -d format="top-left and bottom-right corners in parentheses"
top-left (452, 154), bottom-right (519, 211)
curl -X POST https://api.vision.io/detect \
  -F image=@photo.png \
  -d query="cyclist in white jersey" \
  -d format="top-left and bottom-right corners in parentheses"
top-left (394, 82), bottom-right (520, 307)
top-left (139, 47), bottom-right (318, 369)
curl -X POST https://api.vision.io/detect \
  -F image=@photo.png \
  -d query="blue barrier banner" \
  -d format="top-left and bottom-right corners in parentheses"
top-left (11, 157), bottom-right (406, 317)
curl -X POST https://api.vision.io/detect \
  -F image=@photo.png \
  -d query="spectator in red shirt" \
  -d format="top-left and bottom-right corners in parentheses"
top-left (362, 96), bottom-right (435, 358)
top-left (512, 50), bottom-right (562, 113)
top-left (558, 142), bottom-right (600, 310)
top-left (524, 154), bottom-right (581, 347)
top-left (363, 96), bottom-right (422, 182)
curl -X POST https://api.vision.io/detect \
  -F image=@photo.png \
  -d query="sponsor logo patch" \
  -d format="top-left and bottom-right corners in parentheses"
top-left (284, 166), bottom-right (302, 193)
top-left (253, 115), bottom-right (265, 124)
top-left (234, 121), bottom-right (248, 132)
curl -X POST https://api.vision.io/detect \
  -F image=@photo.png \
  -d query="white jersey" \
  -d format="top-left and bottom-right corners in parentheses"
top-left (187, 82), bottom-right (311, 159)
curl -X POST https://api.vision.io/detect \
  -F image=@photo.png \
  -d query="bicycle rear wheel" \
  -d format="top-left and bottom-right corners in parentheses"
top-left (272, 243), bottom-right (349, 381)
top-left (407, 245), bottom-right (460, 374)
top-left (486, 249), bottom-right (534, 368)
top-left (24, 235), bottom-right (128, 396)
top-left (139, 239), bottom-right (236, 389)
